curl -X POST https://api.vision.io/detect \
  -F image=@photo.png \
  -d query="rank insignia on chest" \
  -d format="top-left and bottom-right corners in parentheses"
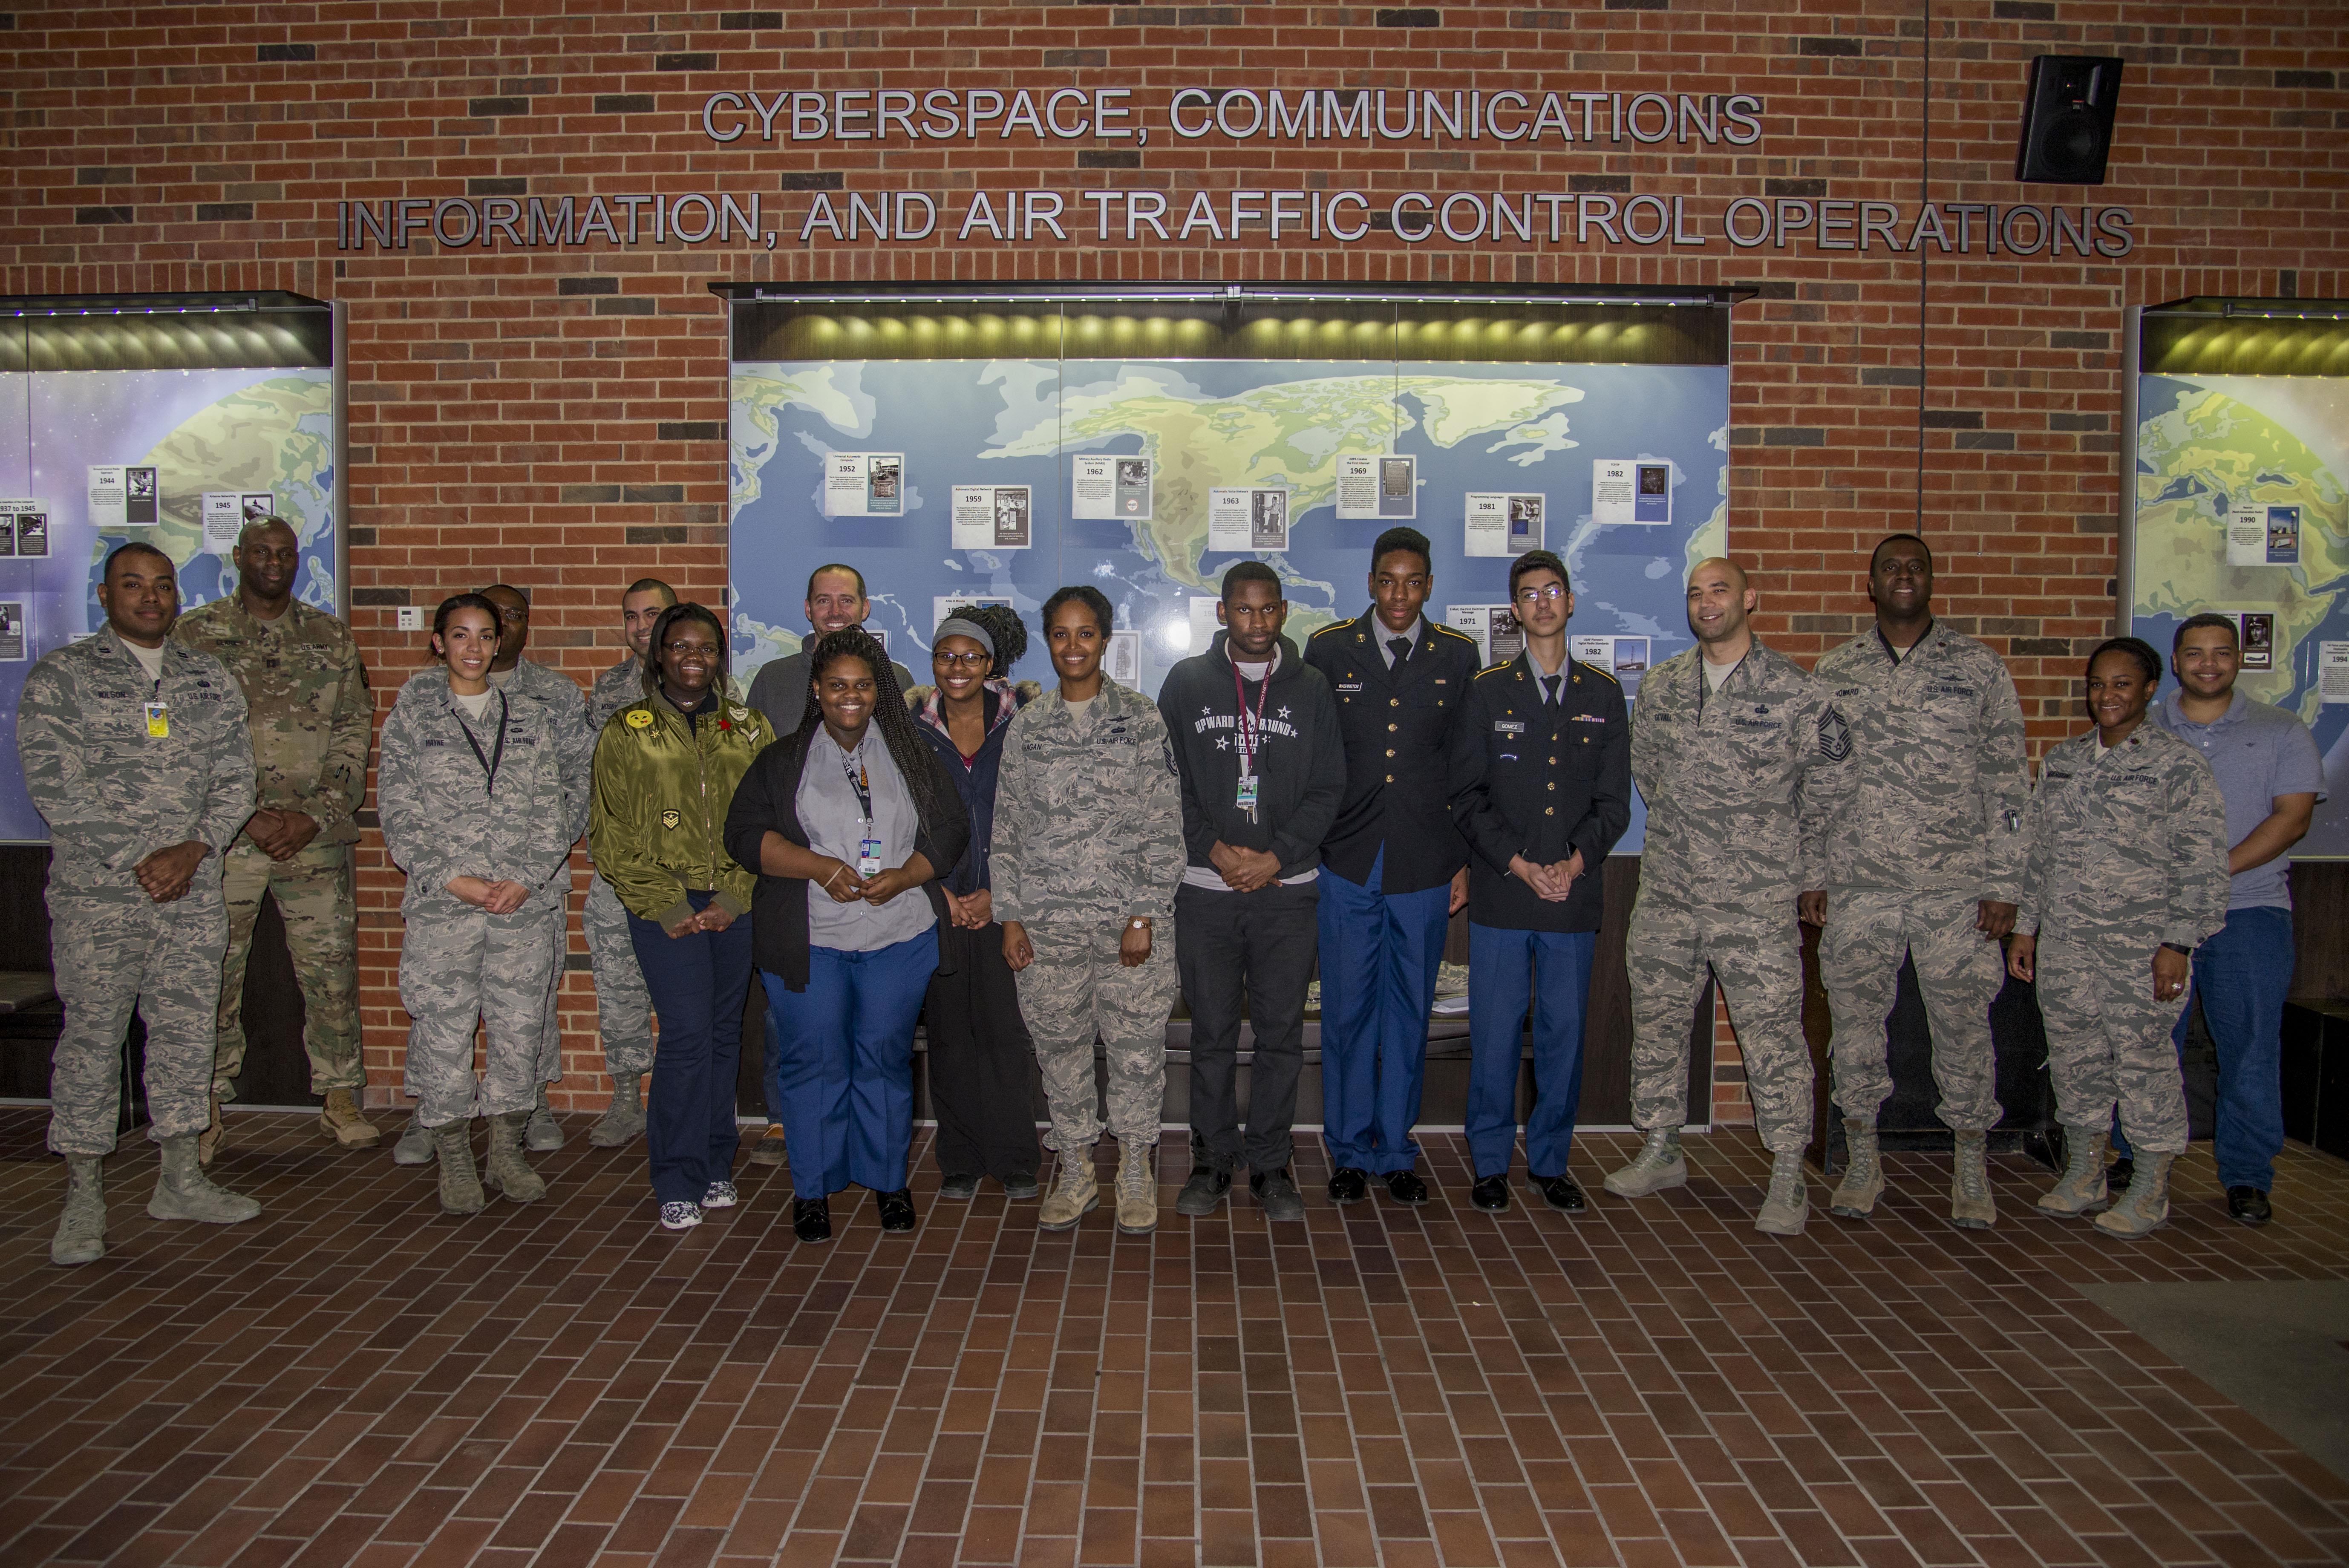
top-left (660, 809), bottom-right (681, 830)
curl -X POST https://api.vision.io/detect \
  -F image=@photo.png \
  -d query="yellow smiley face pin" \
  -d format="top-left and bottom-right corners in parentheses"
top-left (625, 709), bottom-right (654, 729)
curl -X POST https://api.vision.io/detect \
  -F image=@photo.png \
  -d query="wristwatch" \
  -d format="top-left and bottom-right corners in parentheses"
top-left (2159, 941), bottom-right (2193, 955)
top-left (1128, 917), bottom-right (1151, 931)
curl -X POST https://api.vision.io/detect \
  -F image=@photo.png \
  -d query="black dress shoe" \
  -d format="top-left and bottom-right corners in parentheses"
top-left (1327, 1167), bottom-right (1370, 1204)
top-left (1000, 1173), bottom-right (1042, 1200)
top-left (1530, 1173), bottom-right (1587, 1213)
top-left (1470, 1174), bottom-right (1510, 1212)
top-left (877, 1188), bottom-right (917, 1232)
top-left (792, 1198), bottom-right (832, 1244)
top-left (1382, 1170), bottom-right (1430, 1206)
top-left (2227, 1185), bottom-right (2272, 1226)
top-left (2108, 1157), bottom-right (2135, 1192)
top-left (938, 1173), bottom-right (980, 1200)
top-left (1175, 1165), bottom-right (1233, 1217)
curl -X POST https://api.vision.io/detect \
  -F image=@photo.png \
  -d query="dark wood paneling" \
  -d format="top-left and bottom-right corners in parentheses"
top-left (2288, 861), bottom-right (2349, 1002)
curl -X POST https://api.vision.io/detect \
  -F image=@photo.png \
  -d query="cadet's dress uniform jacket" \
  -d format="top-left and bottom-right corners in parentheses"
top-left (1623, 638), bottom-right (1848, 1151)
top-left (173, 595), bottom-right (372, 1096)
top-left (20, 627), bottom-right (257, 1154)
top-left (2019, 724), bottom-right (2230, 1153)
top-left (1304, 612), bottom-right (1477, 893)
top-left (1450, 651), bottom-right (1633, 933)
top-left (1810, 621), bottom-right (2030, 1130)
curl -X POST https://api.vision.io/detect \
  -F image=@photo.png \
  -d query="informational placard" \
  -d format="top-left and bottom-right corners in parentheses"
top-left (1107, 629), bottom-right (1141, 687)
top-left (931, 594), bottom-right (1012, 632)
top-left (1210, 487), bottom-right (1289, 551)
top-left (1571, 633), bottom-right (1653, 695)
top-left (86, 466), bottom-right (127, 530)
top-left (951, 484), bottom-right (1031, 550)
top-left (1445, 604), bottom-right (1523, 665)
top-left (1465, 492), bottom-right (1543, 556)
top-left (2226, 503), bottom-right (2268, 567)
top-left (1594, 458), bottom-right (1671, 525)
top-left (1188, 594), bottom-right (1222, 654)
top-left (822, 452), bottom-right (904, 517)
top-left (1072, 455), bottom-right (1152, 520)
top-left (0, 602), bottom-right (23, 662)
top-left (2324, 642), bottom-right (2349, 703)
top-left (202, 491), bottom-right (275, 555)
top-left (0, 502), bottom-right (43, 560)
top-left (2266, 505), bottom-right (2301, 565)
top-left (2239, 612), bottom-right (2274, 672)
top-left (1335, 455), bottom-right (1415, 520)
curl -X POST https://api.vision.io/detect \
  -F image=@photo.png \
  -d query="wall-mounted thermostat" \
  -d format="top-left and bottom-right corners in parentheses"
top-left (396, 606), bottom-right (423, 631)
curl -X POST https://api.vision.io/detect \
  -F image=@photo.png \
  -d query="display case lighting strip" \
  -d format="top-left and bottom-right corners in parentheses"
top-left (746, 285), bottom-right (1724, 309)
top-left (2147, 303), bottom-right (2349, 322)
top-left (2, 300), bottom-right (266, 319)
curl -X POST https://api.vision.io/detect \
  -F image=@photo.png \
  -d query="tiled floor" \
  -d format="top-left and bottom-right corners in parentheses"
top-left (3, 1107), bottom-right (2346, 1568)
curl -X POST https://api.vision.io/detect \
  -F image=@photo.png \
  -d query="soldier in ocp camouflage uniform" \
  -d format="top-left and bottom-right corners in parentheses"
top-left (1604, 559), bottom-right (1848, 1235)
top-left (1804, 534), bottom-right (2030, 1229)
top-left (21, 542), bottom-right (264, 1265)
top-left (2010, 637), bottom-right (2229, 1239)
top-left (173, 517), bottom-right (374, 1160)
top-left (993, 587), bottom-right (1188, 1235)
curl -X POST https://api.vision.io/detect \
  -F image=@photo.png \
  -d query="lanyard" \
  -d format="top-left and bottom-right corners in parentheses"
top-left (456, 691), bottom-right (509, 798)
top-left (1231, 658), bottom-right (1272, 775)
top-left (841, 740), bottom-right (874, 824)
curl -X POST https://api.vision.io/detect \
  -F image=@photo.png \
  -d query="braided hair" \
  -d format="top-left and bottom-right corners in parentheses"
top-left (799, 628), bottom-right (950, 828)
top-left (965, 603), bottom-right (1028, 680)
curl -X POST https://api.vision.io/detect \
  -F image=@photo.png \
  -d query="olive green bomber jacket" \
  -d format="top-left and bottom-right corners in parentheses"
top-left (589, 687), bottom-right (776, 928)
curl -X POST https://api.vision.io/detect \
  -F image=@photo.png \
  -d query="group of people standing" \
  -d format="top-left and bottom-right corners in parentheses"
top-left (23, 519), bottom-right (2321, 1266)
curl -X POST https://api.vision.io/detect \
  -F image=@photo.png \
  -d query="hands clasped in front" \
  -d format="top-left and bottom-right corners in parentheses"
top-left (1508, 849), bottom-right (1584, 902)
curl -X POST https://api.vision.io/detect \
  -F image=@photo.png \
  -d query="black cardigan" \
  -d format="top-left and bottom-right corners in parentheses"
top-left (723, 725), bottom-right (973, 992)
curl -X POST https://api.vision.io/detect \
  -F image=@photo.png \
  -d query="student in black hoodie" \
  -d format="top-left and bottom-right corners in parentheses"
top-left (1156, 562), bottom-right (1346, 1221)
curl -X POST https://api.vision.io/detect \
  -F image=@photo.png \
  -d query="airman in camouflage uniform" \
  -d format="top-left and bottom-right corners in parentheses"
top-left (992, 668), bottom-right (1188, 1234)
top-left (1807, 536), bottom-right (2031, 1229)
top-left (173, 518), bottom-right (374, 1159)
top-left (1605, 559), bottom-right (1847, 1234)
top-left (2013, 671), bottom-right (2228, 1237)
top-left (378, 655), bottom-right (594, 1210)
top-left (21, 544), bottom-right (264, 1264)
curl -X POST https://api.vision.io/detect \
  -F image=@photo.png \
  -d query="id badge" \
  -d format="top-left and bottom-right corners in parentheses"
top-left (1235, 773), bottom-right (1259, 810)
top-left (857, 837), bottom-right (883, 877)
top-left (144, 701), bottom-right (170, 739)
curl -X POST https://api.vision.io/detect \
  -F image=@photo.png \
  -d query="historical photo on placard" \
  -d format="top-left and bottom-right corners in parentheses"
top-left (18, 509), bottom-right (49, 559)
top-left (0, 601), bottom-right (25, 662)
top-left (1507, 494), bottom-right (1544, 552)
top-left (994, 486), bottom-right (1031, 548)
top-left (2267, 505), bottom-right (2300, 565)
top-left (126, 465), bottom-right (159, 526)
top-left (1634, 462), bottom-right (1671, 523)
top-left (1251, 488), bottom-right (1288, 549)
top-left (1379, 457), bottom-right (1415, 517)
top-left (1209, 487), bottom-right (1289, 552)
top-left (1107, 629), bottom-right (1141, 688)
top-left (866, 455), bottom-right (902, 515)
top-left (1116, 460), bottom-right (1151, 517)
top-left (241, 491), bottom-right (275, 522)
top-left (2240, 612), bottom-right (2274, 671)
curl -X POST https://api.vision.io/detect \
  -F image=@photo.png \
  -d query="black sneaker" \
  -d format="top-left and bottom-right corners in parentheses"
top-left (1382, 1170), bottom-right (1430, 1206)
top-left (2108, 1157), bottom-right (2135, 1193)
top-left (876, 1189), bottom-right (917, 1232)
top-left (938, 1173), bottom-right (980, 1201)
top-left (2226, 1185), bottom-right (2272, 1226)
top-left (1470, 1174), bottom-right (1510, 1212)
top-left (792, 1197), bottom-right (831, 1244)
top-left (1001, 1173), bottom-right (1042, 1200)
top-left (1176, 1165), bottom-right (1232, 1217)
top-left (1530, 1173), bottom-right (1587, 1213)
top-left (1327, 1167), bottom-right (1369, 1204)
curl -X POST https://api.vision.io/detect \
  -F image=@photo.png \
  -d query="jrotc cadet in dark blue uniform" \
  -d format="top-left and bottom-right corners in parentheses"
top-left (1449, 550), bottom-right (1632, 1213)
top-left (1304, 527), bottom-right (1480, 1206)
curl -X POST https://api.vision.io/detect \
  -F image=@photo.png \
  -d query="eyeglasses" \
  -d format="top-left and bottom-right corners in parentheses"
top-left (934, 650), bottom-right (991, 670)
top-left (1513, 585), bottom-right (1568, 605)
top-left (663, 641), bottom-right (719, 657)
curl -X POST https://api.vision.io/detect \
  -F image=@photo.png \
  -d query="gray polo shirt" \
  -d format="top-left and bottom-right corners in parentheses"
top-left (2150, 688), bottom-right (2327, 911)
top-left (798, 730), bottom-right (937, 951)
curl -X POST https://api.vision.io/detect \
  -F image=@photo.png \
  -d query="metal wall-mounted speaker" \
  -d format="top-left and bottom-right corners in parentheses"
top-left (2015, 55), bottom-right (2123, 184)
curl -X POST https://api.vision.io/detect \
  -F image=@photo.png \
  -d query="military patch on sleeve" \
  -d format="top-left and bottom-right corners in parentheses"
top-left (660, 808), bottom-right (681, 830)
top-left (626, 709), bottom-right (654, 729)
top-left (1817, 705), bottom-right (1852, 761)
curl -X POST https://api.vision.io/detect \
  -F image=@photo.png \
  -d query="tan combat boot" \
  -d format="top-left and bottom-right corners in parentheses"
top-left (1951, 1129), bottom-right (1996, 1229)
top-left (148, 1135), bottom-right (262, 1225)
top-left (52, 1156), bottom-right (105, 1266)
top-left (2036, 1125), bottom-right (2109, 1216)
top-left (1829, 1118), bottom-right (1884, 1219)
top-left (196, 1088), bottom-right (225, 1167)
top-left (433, 1120), bottom-right (485, 1214)
top-left (1754, 1149), bottom-right (1809, 1236)
top-left (483, 1110), bottom-right (548, 1202)
top-left (1602, 1128), bottom-right (1687, 1198)
top-left (1039, 1156), bottom-right (1098, 1231)
top-left (2093, 1150), bottom-right (2172, 1238)
top-left (319, 1087), bottom-right (381, 1150)
top-left (588, 1073), bottom-right (646, 1148)
top-left (1113, 1143), bottom-right (1157, 1235)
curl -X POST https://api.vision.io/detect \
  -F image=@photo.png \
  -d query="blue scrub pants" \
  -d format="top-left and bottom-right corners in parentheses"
top-left (629, 891), bottom-right (754, 1206)
top-left (764, 926), bottom-right (940, 1199)
top-left (1466, 923), bottom-right (1596, 1181)
top-left (1316, 850), bottom-right (1451, 1174)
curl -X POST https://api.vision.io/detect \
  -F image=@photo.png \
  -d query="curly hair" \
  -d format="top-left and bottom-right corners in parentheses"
top-left (801, 628), bottom-right (949, 827)
top-left (964, 603), bottom-right (1029, 680)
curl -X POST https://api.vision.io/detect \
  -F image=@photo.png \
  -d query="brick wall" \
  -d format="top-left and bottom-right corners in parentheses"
top-left (3, 2), bottom-right (2342, 1116)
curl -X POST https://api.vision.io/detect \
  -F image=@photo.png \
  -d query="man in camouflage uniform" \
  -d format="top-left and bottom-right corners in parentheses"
top-left (20, 543), bottom-right (265, 1265)
top-left (994, 586), bottom-right (1188, 1234)
top-left (2009, 637), bottom-right (2230, 1238)
top-left (1604, 558), bottom-right (1848, 1235)
top-left (1802, 534), bottom-right (2029, 1229)
top-left (173, 516), bottom-right (375, 1161)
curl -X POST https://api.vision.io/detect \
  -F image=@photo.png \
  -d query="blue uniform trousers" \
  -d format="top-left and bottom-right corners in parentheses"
top-left (1316, 850), bottom-right (1450, 1173)
top-left (1466, 923), bottom-right (1596, 1180)
top-left (629, 892), bottom-right (754, 1207)
top-left (763, 927), bottom-right (940, 1199)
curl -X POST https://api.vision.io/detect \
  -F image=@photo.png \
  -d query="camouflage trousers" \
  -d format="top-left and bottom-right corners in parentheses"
top-left (1014, 918), bottom-right (1180, 1151)
top-left (398, 895), bottom-right (565, 1129)
top-left (583, 876), bottom-right (656, 1079)
top-left (2037, 929), bottom-right (2190, 1154)
top-left (1820, 887), bottom-right (2003, 1131)
top-left (47, 883), bottom-right (226, 1156)
top-left (214, 838), bottom-right (363, 1098)
top-left (1626, 887), bottom-right (1814, 1153)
